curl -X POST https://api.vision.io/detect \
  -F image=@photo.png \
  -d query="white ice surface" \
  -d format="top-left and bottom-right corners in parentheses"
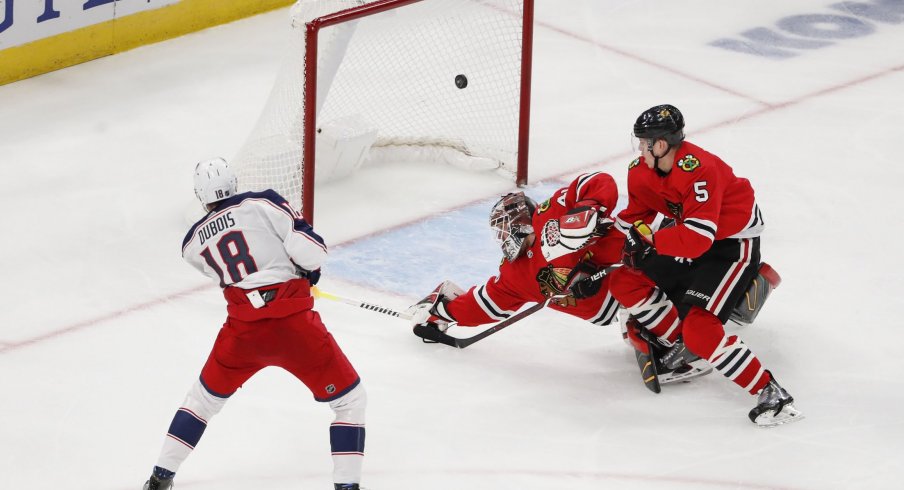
top-left (2, 1), bottom-right (903, 489)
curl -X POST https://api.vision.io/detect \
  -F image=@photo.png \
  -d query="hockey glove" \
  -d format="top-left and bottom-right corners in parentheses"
top-left (622, 221), bottom-right (655, 269)
top-left (407, 281), bottom-right (464, 340)
top-left (558, 204), bottom-right (614, 251)
top-left (412, 322), bottom-right (452, 344)
top-left (565, 261), bottom-right (609, 300)
top-left (294, 264), bottom-right (321, 285)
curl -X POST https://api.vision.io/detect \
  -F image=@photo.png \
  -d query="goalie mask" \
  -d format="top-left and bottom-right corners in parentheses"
top-left (193, 157), bottom-right (238, 207)
top-left (489, 192), bottom-right (537, 262)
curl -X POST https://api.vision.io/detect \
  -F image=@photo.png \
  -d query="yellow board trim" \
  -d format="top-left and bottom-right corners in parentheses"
top-left (0, 0), bottom-right (294, 86)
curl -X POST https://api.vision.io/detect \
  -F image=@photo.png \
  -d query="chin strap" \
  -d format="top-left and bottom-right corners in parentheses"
top-left (646, 140), bottom-right (675, 177)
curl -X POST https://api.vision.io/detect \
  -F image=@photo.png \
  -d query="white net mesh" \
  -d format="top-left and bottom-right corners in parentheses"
top-left (232, 0), bottom-right (529, 215)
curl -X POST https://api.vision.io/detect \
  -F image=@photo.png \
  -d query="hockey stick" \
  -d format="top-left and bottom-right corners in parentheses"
top-left (424, 264), bottom-right (621, 349)
top-left (313, 265), bottom-right (617, 349)
top-left (311, 285), bottom-right (560, 348)
top-left (312, 286), bottom-right (413, 320)
top-left (423, 294), bottom-right (568, 349)
top-left (311, 284), bottom-right (554, 348)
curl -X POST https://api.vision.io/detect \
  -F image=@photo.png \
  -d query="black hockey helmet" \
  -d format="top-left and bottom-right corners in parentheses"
top-left (633, 104), bottom-right (685, 146)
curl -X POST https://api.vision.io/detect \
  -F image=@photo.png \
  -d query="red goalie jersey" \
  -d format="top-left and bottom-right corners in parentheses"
top-left (616, 141), bottom-right (764, 259)
top-left (445, 172), bottom-right (625, 328)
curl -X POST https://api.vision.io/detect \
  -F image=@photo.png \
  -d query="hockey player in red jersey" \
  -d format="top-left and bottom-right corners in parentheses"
top-left (142, 158), bottom-right (365, 490)
top-left (408, 171), bottom-right (710, 385)
top-left (608, 104), bottom-right (802, 427)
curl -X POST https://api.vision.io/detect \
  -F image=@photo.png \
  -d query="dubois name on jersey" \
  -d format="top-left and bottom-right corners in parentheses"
top-left (182, 190), bottom-right (326, 289)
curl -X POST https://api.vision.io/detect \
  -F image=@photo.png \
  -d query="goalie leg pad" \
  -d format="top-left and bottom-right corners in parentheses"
top-left (625, 317), bottom-right (663, 393)
top-left (625, 319), bottom-right (652, 354)
top-left (730, 262), bottom-right (781, 325)
top-left (634, 338), bottom-right (662, 394)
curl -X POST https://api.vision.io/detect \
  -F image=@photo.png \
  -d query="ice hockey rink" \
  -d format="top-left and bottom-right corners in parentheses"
top-left (2, 1), bottom-right (903, 488)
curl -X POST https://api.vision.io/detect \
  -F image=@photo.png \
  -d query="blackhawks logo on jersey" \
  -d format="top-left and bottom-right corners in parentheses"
top-left (677, 154), bottom-right (701, 172)
top-left (535, 265), bottom-right (576, 307)
top-left (536, 264), bottom-right (568, 296)
top-left (629, 157), bottom-right (640, 169)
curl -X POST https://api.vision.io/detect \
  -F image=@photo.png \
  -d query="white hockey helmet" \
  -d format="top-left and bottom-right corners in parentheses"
top-left (193, 157), bottom-right (238, 206)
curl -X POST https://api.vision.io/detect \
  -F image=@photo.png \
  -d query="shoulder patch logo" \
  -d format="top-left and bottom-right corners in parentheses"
top-left (538, 198), bottom-right (551, 214)
top-left (629, 157), bottom-right (640, 169)
top-left (677, 155), bottom-right (700, 172)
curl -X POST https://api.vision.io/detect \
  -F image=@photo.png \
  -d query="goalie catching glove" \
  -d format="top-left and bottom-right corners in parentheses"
top-left (558, 202), bottom-right (614, 251)
top-left (407, 280), bottom-right (465, 343)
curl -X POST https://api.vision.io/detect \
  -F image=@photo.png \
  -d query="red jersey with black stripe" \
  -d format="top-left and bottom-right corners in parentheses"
top-left (444, 172), bottom-right (625, 328)
top-left (615, 141), bottom-right (763, 259)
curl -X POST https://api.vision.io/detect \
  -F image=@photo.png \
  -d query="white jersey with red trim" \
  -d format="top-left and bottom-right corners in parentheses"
top-left (182, 190), bottom-right (327, 289)
top-left (616, 141), bottom-right (764, 259)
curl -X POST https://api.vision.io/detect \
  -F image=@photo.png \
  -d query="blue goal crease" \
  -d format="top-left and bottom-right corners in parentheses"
top-left (324, 182), bottom-right (565, 298)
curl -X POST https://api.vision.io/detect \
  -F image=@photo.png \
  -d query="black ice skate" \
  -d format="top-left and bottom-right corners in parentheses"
top-left (748, 372), bottom-right (803, 428)
top-left (658, 340), bottom-right (712, 385)
top-left (143, 474), bottom-right (173, 490)
top-left (630, 325), bottom-right (710, 392)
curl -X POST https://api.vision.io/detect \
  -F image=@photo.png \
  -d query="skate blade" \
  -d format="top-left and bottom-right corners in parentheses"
top-left (754, 403), bottom-right (804, 428)
top-left (660, 361), bottom-right (713, 385)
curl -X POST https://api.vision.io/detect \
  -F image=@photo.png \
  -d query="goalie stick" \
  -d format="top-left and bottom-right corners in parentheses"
top-left (311, 286), bottom-right (564, 349)
top-left (420, 263), bottom-right (621, 348)
top-left (421, 293), bottom-right (568, 349)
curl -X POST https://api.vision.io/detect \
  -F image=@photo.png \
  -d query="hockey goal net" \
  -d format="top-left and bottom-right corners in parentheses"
top-left (231, 0), bottom-right (534, 222)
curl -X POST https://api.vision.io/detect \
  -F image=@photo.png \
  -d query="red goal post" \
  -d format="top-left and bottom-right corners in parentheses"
top-left (232, 0), bottom-right (535, 223)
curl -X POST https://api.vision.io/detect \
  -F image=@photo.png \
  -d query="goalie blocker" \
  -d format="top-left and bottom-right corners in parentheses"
top-left (407, 280), bottom-right (464, 343)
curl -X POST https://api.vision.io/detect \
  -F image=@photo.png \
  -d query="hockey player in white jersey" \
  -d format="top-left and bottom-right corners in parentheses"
top-left (143, 158), bottom-right (366, 490)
